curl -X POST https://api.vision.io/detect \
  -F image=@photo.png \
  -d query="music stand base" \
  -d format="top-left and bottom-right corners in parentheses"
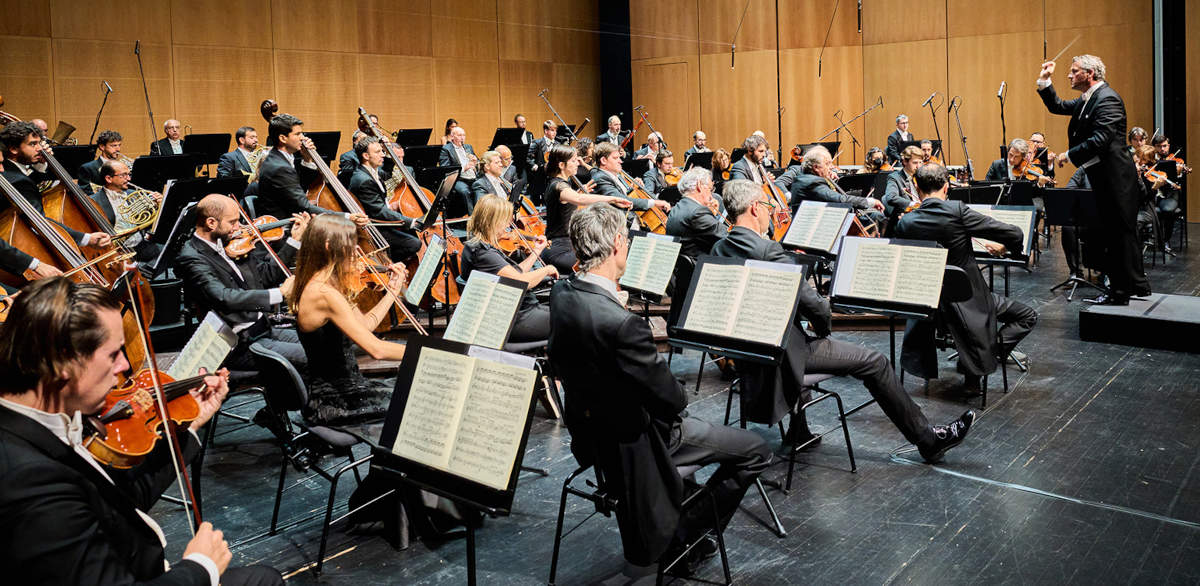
top-left (1050, 275), bottom-right (1106, 302)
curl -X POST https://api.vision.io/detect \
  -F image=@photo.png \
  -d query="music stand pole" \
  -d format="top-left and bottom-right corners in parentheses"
top-left (89, 83), bottom-right (113, 144)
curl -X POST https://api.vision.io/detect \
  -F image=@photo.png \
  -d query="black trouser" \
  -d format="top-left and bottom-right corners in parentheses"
top-left (450, 179), bottom-right (474, 217)
top-left (225, 326), bottom-right (307, 371)
top-left (1097, 192), bottom-right (1150, 295)
top-left (543, 238), bottom-right (576, 274)
top-left (670, 417), bottom-right (771, 543)
top-left (221, 566), bottom-right (285, 586)
top-left (380, 226), bottom-right (423, 264)
top-left (992, 293), bottom-right (1037, 358)
top-left (509, 304), bottom-right (551, 343)
top-left (803, 337), bottom-right (937, 449)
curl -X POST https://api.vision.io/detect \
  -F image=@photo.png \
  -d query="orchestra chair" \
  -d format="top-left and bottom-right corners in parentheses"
top-left (249, 344), bottom-right (377, 577)
top-left (547, 458), bottom-right (732, 586)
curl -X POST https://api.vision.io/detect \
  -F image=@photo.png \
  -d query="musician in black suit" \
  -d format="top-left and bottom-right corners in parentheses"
top-left (894, 164), bottom-right (1038, 395)
top-left (548, 202), bottom-right (770, 569)
top-left (788, 146), bottom-right (884, 220)
top-left (495, 144), bottom-right (519, 184)
top-left (439, 126), bottom-right (478, 217)
top-left (882, 145), bottom-right (923, 219)
top-left (217, 126), bottom-right (258, 178)
top-left (257, 114), bottom-right (369, 226)
top-left (77, 129), bottom-right (124, 189)
top-left (0, 122), bottom-right (111, 250)
top-left (175, 194), bottom-right (308, 371)
top-left (664, 167), bottom-right (724, 259)
top-left (1027, 131), bottom-right (1056, 181)
top-left (641, 148), bottom-right (674, 196)
top-left (1038, 55), bottom-right (1149, 304)
top-left (590, 142), bottom-right (671, 220)
top-left (471, 150), bottom-right (514, 202)
top-left (728, 134), bottom-right (772, 184)
top-left (595, 114), bottom-right (629, 157)
top-left (525, 120), bottom-right (558, 205)
top-left (150, 118), bottom-right (183, 155)
top-left (885, 114), bottom-right (913, 165)
top-left (91, 160), bottom-right (162, 270)
top-left (684, 130), bottom-right (710, 159)
top-left (0, 277), bottom-right (283, 586)
top-left (984, 138), bottom-right (1053, 186)
top-left (335, 131), bottom-right (367, 188)
top-left (513, 113), bottom-right (535, 146)
top-left (347, 138), bottom-right (422, 263)
top-left (712, 179), bottom-right (974, 462)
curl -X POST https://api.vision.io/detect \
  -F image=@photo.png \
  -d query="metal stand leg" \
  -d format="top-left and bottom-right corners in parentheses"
top-left (466, 523), bottom-right (477, 586)
top-left (754, 478), bottom-right (786, 538)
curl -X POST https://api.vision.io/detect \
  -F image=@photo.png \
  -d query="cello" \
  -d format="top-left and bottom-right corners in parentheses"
top-left (617, 168), bottom-right (668, 234)
top-left (756, 162), bottom-right (793, 240)
top-left (355, 108), bottom-right (464, 306)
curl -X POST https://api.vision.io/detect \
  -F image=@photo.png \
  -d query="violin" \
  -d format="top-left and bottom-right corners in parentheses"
top-left (1013, 159), bottom-right (1055, 185)
top-left (86, 369), bottom-right (205, 469)
top-left (1144, 168), bottom-right (1180, 190)
top-left (1161, 150), bottom-right (1192, 175)
top-left (663, 167), bottom-right (682, 186)
top-left (224, 215), bottom-right (293, 258)
top-left (349, 247), bottom-right (428, 335)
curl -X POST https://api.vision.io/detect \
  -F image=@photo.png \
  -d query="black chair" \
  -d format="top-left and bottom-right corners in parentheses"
top-left (249, 344), bottom-right (375, 576)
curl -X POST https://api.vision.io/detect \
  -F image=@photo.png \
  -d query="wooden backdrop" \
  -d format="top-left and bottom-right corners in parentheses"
top-left (630, 0), bottom-right (1178, 214)
top-left (0, 0), bottom-right (601, 158)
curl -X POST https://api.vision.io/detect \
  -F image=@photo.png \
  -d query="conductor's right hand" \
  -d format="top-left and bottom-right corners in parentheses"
top-left (183, 522), bottom-right (231, 576)
top-left (1039, 61), bottom-right (1055, 82)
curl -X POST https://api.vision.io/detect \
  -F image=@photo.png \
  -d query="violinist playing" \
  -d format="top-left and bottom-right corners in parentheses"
top-left (1134, 145), bottom-right (1180, 253)
top-left (589, 142), bottom-right (671, 218)
top-left (641, 149), bottom-right (677, 196)
top-left (863, 147), bottom-right (891, 173)
top-left (1151, 133), bottom-right (1191, 177)
top-left (1027, 132), bottom-right (1056, 182)
top-left (543, 143), bottom-right (632, 274)
top-left (985, 138), bottom-right (1052, 186)
top-left (175, 194), bottom-right (310, 372)
top-left (462, 194), bottom-right (557, 342)
top-left (920, 139), bottom-right (942, 166)
top-left (347, 137), bottom-right (424, 264)
top-left (0, 277), bottom-right (283, 585)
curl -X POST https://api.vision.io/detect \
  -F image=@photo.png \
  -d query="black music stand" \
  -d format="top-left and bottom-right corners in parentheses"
top-left (797, 141), bottom-right (841, 158)
top-left (951, 182), bottom-right (1006, 205)
top-left (506, 178), bottom-right (529, 211)
top-left (684, 151), bottom-right (713, 170)
top-left (52, 145), bottom-right (98, 176)
top-left (730, 147), bottom-right (747, 165)
top-left (659, 185), bottom-right (682, 205)
top-left (489, 128), bottom-right (525, 149)
top-left (304, 131), bottom-right (341, 163)
top-left (621, 158), bottom-right (650, 177)
top-left (392, 128), bottom-right (432, 147)
top-left (131, 154), bottom-right (196, 192)
top-left (1045, 187), bottom-right (1106, 300)
top-left (837, 172), bottom-right (879, 196)
top-left (900, 140), bottom-right (941, 158)
top-left (405, 145), bottom-right (442, 169)
top-left (182, 133), bottom-right (232, 166)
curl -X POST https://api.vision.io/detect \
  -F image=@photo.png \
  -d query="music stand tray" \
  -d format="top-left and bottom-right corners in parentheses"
top-left (489, 128), bottom-right (525, 149)
top-left (405, 145), bottom-right (443, 169)
top-left (182, 133), bottom-right (232, 165)
top-left (132, 154), bottom-right (196, 192)
top-left (797, 141), bottom-right (841, 158)
top-left (730, 147), bottom-right (747, 165)
top-left (303, 131), bottom-right (341, 163)
top-left (684, 151), bottom-right (713, 170)
top-left (52, 145), bottom-right (98, 177)
top-left (621, 158), bottom-right (650, 177)
top-left (392, 128), bottom-right (432, 147)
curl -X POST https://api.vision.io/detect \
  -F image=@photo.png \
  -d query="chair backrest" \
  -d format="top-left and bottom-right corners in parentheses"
top-left (941, 265), bottom-right (973, 304)
top-left (248, 342), bottom-right (308, 412)
top-left (242, 194), bottom-right (258, 218)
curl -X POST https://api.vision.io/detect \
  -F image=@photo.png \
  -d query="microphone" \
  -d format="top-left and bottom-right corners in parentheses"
top-left (833, 109), bottom-right (842, 119)
top-left (921, 92), bottom-right (936, 107)
top-left (731, 43), bottom-right (736, 69)
top-left (538, 88), bottom-right (548, 97)
top-left (102, 80), bottom-right (113, 92)
top-left (857, 0), bottom-right (863, 33)
top-left (134, 40), bottom-right (140, 55)
top-left (634, 105), bottom-right (644, 111)
top-left (997, 81), bottom-right (1006, 98)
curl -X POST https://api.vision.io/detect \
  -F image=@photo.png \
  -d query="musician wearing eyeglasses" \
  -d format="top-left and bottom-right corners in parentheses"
top-left (77, 129), bottom-right (126, 189)
top-left (150, 119), bottom-right (183, 155)
top-left (92, 161), bottom-right (162, 269)
top-left (684, 130), bottom-right (710, 159)
top-left (440, 126), bottom-right (479, 217)
top-left (0, 122), bottom-right (112, 251)
top-left (1026, 132), bottom-right (1056, 181)
top-left (0, 277), bottom-right (283, 586)
top-left (346, 137), bottom-right (423, 264)
top-left (664, 167), bottom-right (724, 260)
top-left (885, 114), bottom-right (913, 165)
top-left (633, 132), bottom-right (663, 161)
top-left (788, 146), bottom-right (884, 218)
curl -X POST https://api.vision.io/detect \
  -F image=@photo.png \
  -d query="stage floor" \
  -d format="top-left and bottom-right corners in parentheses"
top-left (155, 226), bottom-right (1200, 585)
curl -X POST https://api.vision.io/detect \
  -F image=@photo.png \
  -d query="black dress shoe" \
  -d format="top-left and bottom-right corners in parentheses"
top-left (784, 424), bottom-right (822, 449)
top-left (919, 410), bottom-right (976, 463)
top-left (1085, 293), bottom-right (1129, 306)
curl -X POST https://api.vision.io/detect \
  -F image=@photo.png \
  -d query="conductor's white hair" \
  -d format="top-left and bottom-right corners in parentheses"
top-left (1072, 54), bottom-right (1106, 82)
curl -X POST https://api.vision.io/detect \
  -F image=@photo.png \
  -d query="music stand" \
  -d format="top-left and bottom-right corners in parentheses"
top-left (150, 201), bottom-right (198, 274)
top-left (730, 147), bottom-right (747, 165)
top-left (304, 131), bottom-right (341, 163)
top-left (506, 178), bottom-right (529, 210)
top-left (392, 128), bottom-right (432, 147)
top-left (797, 141), bottom-right (841, 158)
top-left (684, 151), bottom-right (713, 170)
top-left (52, 145), bottom-right (98, 176)
top-left (1045, 187), bottom-right (1105, 300)
top-left (149, 175), bottom-right (248, 246)
top-left (621, 158), bottom-right (650, 177)
top-left (489, 128), bottom-right (525, 149)
top-left (418, 170), bottom-right (462, 325)
top-left (417, 165), bottom-right (461, 194)
top-left (900, 140), bottom-right (941, 158)
top-left (132, 154), bottom-right (196, 192)
top-left (659, 185), bottom-right (682, 205)
top-left (405, 145), bottom-right (442, 170)
top-left (182, 133), bottom-right (232, 166)
top-left (950, 182), bottom-right (1005, 205)
top-left (837, 172), bottom-right (879, 195)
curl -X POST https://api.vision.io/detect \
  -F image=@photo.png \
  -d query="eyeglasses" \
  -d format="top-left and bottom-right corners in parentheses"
top-left (114, 172), bottom-right (132, 177)
top-left (756, 198), bottom-right (776, 210)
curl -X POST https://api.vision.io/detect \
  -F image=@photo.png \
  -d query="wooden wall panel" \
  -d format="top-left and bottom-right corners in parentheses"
top-left (698, 50), bottom-right (778, 152)
top-left (0, 0), bottom-right (51, 37)
top-left (170, 0), bottom-right (272, 49)
top-left (550, 63), bottom-right (601, 133)
top-left (631, 55), bottom-right (701, 154)
top-left (433, 57), bottom-right (499, 149)
top-left (359, 55), bottom-right (435, 134)
top-left (432, 0), bottom-right (498, 60)
top-left (947, 0), bottom-right (1042, 38)
top-left (1045, 0), bottom-right (1150, 30)
top-left (356, 0), bottom-right (432, 56)
top-left (862, 0), bottom-right (947, 45)
top-left (778, 0), bottom-right (860, 49)
top-left (499, 60), bottom-right (553, 133)
top-left (270, 0), bottom-right (358, 53)
top-left (273, 49), bottom-right (361, 153)
top-left (497, 0), bottom-right (552, 63)
top-left (630, 0), bottom-right (698, 61)
top-left (699, 0), bottom-right (776, 55)
top-left (779, 46), bottom-right (866, 164)
top-left (0, 36), bottom-right (54, 124)
top-left (863, 39), bottom-right (948, 161)
top-left (50, 0), bottom-right (171, 42)
top-left (54, 39), bottom-right (174, 155)
top-left (172, 46), bottom-right (275, 141)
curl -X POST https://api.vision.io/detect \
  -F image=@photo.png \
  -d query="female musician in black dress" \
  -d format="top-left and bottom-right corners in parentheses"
top-left (541, 143), bottom-right (631, 273)
top-left (288, 213), bottom-right (408, 425)
top-left (461, 194), bottom-right (558, 342)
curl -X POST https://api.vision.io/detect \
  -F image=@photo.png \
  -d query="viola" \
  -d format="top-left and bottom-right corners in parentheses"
top-left (85, 369), bottom-right (205, 469)
top-left (224, 215), bottom-right (293, 258)
top-left (1014, 159), bottom-right (1055, 185)
top-left (1144, 168), bottom-right (1180, 190)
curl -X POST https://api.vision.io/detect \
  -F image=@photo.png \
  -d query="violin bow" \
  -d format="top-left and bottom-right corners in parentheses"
top-left (229, 195), bottom-right (292, 276)
top-left (354, 246), bottom-right (428, 336)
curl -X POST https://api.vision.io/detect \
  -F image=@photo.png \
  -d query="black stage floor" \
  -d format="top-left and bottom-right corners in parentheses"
top-left (155, 227), bottom-right (1200, 585)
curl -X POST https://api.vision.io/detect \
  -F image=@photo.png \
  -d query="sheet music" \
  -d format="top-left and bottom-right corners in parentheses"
top-left (404, 236), bottom-right (445, 306)
top-left (619, 234), bottom-right (681, 296)
top-left (166, 312), bottom-right (237, 380)
top-left (967, 205), bottom-right (1034, 254)
top-left (443, 272), bottom-right (523, 349)
top-left (892, 246), bottom-right (947, 307)
top-left (847, 240), bottom-right (901, 300)
top-left (782, 202), bottom-right (851, 253)
top-left (682, 263), bottom-right (749, 335)
top-left (391, 348), bottom-right (474, 469)
top-left (446, 358), bottom-right (537, 490)
top-left (839, 238), bottom-right (946, 308)
top-left (728, 266), bottom-right (803, 345)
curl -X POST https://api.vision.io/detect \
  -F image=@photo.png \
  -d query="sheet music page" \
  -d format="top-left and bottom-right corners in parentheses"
top-left (967, 207), bottom-right (1033, 254)
top-left (638, 237), bottom-right (681, 296)
top-left (618, 235), bottom-right (654, 291)
top-left (808, 207), bottom-right (850, 252)
top-left (166, 312), bottom-right (237, 380)
top-left (729, 265), bottom-right (803, 345)
top-left (391, 347), bottom-right (474, 469)
top-left (446, 358), bottom-right (537, 490)
top-left (782, 203), bottom-right (825, 247)
top-left (472, 281), bottom-right (522, 350)
top-left (891, 246), bottom-right (948, 307)
top-left (682, 263), bottom-right (749, 336)
top-left (847, 240), bottom-right (900, 300)
top-left (404, 236), bottom-right (445, 306)
top-left (442, 272), bottom-right (497, 345)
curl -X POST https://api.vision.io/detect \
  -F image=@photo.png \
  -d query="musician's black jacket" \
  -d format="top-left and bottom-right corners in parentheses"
top-left (347, 166), bottom-right (414, 224)
top-left (255, 148), bottom-right (330, 218)
top-left (664, 196), bottom-right (723, 259)
top-left (217, 149), bottom-right (252, 178)
top-left (0, 403), bottom-right (209, 584)
top-left (175, 233), bottom-right (296, 327)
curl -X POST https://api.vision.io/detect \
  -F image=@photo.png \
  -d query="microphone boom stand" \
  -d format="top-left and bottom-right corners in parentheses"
top-left (833, 110), bottom-right (862, 165)
top-left (89, 83), bottom-right (113, 144)
top-left (926, 94), bottom-right (946, 165)
top-left (134, 41), bottom-right (158, 154)
top-left (950, 97), bottom-right (974, 180)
